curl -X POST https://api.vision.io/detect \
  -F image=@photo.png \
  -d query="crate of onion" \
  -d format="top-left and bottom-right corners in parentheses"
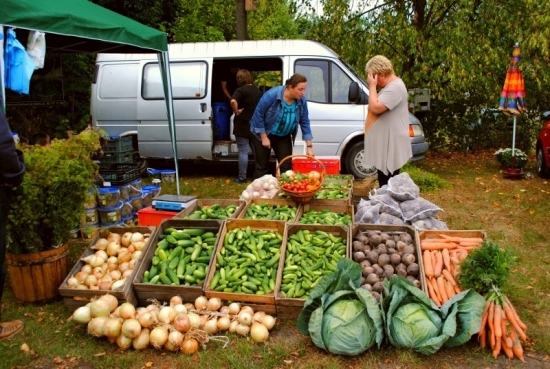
top-left (59, 226), bottom-right (155, 310)
top-left (132, 219), bottom-right (224, 306)
top-left (275, 223), bottom-right (350, 319)
top-left (203, 219), bottom-right (287, 315)
top-left (351, 224), bottom-right (428, 302)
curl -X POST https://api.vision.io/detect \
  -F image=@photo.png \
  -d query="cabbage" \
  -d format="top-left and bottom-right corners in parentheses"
top-left (442, 289), bottom-right (486, 347)
top-left (297, 259), bottom-right (384, 356)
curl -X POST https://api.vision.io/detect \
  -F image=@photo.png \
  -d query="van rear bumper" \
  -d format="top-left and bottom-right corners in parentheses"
top-left (410, 141), bottom-right (429, 162)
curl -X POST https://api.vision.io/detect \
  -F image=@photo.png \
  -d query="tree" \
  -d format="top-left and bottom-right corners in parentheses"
top-left (236, 0), bottom-right (249, 40)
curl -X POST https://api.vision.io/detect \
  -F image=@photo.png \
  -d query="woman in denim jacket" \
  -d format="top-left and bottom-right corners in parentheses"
top-left (249, 74), bottom-right (314, 178)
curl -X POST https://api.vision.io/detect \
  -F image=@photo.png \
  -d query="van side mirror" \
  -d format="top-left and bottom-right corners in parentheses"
top-left (348, 82), bottom-right (367, 104)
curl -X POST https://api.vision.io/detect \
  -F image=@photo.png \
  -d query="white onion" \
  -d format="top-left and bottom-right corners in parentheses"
top-left (236, 323), bottom-right (250, 336)
top-left (133, 241), bottom-right (146, 251)
top-left (132, 328), bottom-right (150, 350)
top-left (199, 314), bottom-right (208, 328)
top-left (75, 284), bottom-right (89, 290)
top-left (217, 316), bottom-right (231, 331)
top-left (158, 306), bottom-right (177, 324)
top-left (187, 312), bottom-right (201, 328)
top-left (130, 252), bottom-right (141, 263)
top-left (92, 267), bottom-right (106, 280)
top-left (74, 271), bottom-right (88, 284)
top-left (67, 277), bottom-right (79, 288)
top-left (107, 232), bottom-right (121, 243)
top-left (194, 296), bottom-right (208, 311)
top-left (122, 269), bottom-right (133, 279)
top-left (261, 315), bottom-right (276, 330)
top-left (121, 232), bottom-right (133, 247)
top-left (172, 314), bottom-right (190, 333)
top-left (206, 297), bottom-right (222, 312)
top-left (87, 316), bottom-right (108, 337)
top-left (116, 332), bottom-right (133, 350)
top-left (121, 318), bottom-right (141, 339)
top-left (89, 255), bottom-right (105, 268)
top-left (228, 302), bottom-right (241, 315)
top-left (219, 306), bottom-right (230, 315)
top-left (93, 238), bottom-right (109, 251)
top-left (138, 311), bottom-right (156, 328)
top-left (181, 338), bottom-right (199, 355)
top-left (184, 303), bottom-right (194, 311)
top-left (127, 244), bottom-right (136, 254)
top-left (203, 317), bottom-right (218, 334)
top-left (98, 294), bottom-right (119, 312)
top-left (89, 299), bottom-right (110, 318)
top-left (89, 285), bottom-right (99, 290)
top-left (170, 296), bottom-right (183, 307)
top-left (131, 232), bottom-right (145, 244)
top-left (117, 250), bottom-right (132, 264)
top-left (106, 241), bottom-right (121, 256)
top-left (238, 311), bottom-right (252, 326)
top-left (253, 311), bottom-right (266, 322)
top-left (164, 329), bottom-right (184, 352)
top-left (110, 270), bottom-right (122, 281)
top-left (146, 304), bottom-right (159, 313)
top-left (250, 322), bottom-right (269, 342)
top-left (149, 325), bottom-right (169, 349)
top-left (173, 304), bottom-right (187, 315)
top-left (71, 306), bottom-right (91, 324)
top-left (118, 302), bottom-right (136, 319)
top-left (104, 317), bottom-right (123, 338)
top-left (240, 305), bottom-right (255, 315)
top-left (97, 280), bottom-right (112, 290)
top-left (80, 264), bottom-right (92, 274)
top-left (94, 250), bottom-right (108, 261)
top-left (112, 279), bottom-right (125, 290)
top-left (229, 320), bottom-right (239, 333)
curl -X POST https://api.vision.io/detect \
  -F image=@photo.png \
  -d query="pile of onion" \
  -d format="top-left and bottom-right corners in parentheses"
top-left (65, 231), bottom-right (149, 291)
top-left (69, 294), bottom-right (277, 353)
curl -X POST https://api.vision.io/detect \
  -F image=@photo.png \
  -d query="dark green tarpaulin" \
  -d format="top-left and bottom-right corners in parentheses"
top-left (0, 0), bottom-right (167, 53)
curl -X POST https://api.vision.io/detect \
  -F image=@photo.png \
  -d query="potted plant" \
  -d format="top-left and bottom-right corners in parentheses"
top-left (494, 148), bottom-right (528, 169)
top-left (5, 129), bottom-right (101, 302)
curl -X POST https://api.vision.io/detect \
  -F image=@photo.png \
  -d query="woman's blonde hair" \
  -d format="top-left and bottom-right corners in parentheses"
top-left (365, 55), bottom-right (394, 76)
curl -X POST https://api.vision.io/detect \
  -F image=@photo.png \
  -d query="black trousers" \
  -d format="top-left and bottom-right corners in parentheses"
top-left (251, 134), bottom-right (293, 179)
top-left (377, 168), bottom-right (400, 187)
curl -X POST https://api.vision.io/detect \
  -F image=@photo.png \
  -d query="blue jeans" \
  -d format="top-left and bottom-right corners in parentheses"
top-left (236, 135), bottom-right (251, 180)
top-left (0, 186), bottom-right (11, 310)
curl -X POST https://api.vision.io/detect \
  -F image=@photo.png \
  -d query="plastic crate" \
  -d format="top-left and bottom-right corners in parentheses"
top-left (292, 156), bottom-right (340, 174)
top-left (97, 150), bottom-right (135, 169)
top-left (137, 206), bottom-right (177, 226)
top-left (103, 135), bottom-right (134, 153)
top-left (99, 163), bottom-right (140, 186)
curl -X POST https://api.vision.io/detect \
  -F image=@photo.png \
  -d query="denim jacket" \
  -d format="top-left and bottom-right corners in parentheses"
top-left (250, 85), bottom-right (313, 141)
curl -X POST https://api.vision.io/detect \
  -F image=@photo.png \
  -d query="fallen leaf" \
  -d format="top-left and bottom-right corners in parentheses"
top-left (530, 210), bottom-right (535, 214)
top-left (384, 358), bottom-right (392, 363)
top-left (526, 286), bottom-right (533, 289)
top-left (253, 354), bottom-right (262, 359)
top-left (69, 357), bottom-right (78, 363)
top-left (53, 357), bottom-right (64, 364)
top-left (20, 343), bottom-right (30, 352)
top-left (94, 352), bottom-right (106, 357)
top-left (520, 189), bottom-right (526, 192)
top-left (290, 351), bottom-right (300, 357)
top-left (284, 360), bottom-right (293, 365)
top-left (144, 362), bottom-right (153, 367)
top-left (37, 317), bottom-right (44, 323)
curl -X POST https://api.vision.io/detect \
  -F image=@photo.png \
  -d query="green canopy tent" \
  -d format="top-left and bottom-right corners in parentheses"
top-left (0, 0), bottom-right (181, 193)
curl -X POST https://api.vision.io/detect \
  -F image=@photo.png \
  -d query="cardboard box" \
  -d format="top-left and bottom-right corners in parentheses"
top-left (58, 226), bottom-right (155, 309)
top-left (132, 219), bottom-right (224, 306)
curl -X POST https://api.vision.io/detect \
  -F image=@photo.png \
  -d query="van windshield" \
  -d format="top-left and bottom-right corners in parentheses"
top-left (341, 58), bottom-right (367, 87)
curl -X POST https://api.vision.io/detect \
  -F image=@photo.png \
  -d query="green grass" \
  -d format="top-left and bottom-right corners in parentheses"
top-left (1, 152), bottom-right (549, 368)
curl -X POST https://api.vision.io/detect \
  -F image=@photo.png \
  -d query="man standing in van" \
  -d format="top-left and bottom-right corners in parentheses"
top-left (250, 74), bottom-right (314, 178)
top-left (364, 55), bottom-right (412, 187)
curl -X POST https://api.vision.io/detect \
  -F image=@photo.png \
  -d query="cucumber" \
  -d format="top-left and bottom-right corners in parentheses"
top-left (182, 228), bottom-right (206, 236)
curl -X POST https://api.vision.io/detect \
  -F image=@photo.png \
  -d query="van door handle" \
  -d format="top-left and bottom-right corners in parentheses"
top-left (200, 103), bottom-right (207, 112)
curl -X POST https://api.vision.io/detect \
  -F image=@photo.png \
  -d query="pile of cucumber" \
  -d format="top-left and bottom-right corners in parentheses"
top-left (243, 203), bottom-right (297, 221)
top-left (183, 204), bottom-right (239, 219)
top-left (141, 227), bottom-right (217, 286)
top-left (298, 209), bottom-right (352, 225)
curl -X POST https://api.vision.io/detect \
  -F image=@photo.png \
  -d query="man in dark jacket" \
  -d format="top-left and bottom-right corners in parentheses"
top-left (0, 109), bottom-right (25, 340)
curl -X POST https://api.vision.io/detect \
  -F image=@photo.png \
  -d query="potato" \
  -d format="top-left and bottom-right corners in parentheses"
top-left (383, 265), bottom-right (395, 279)
top-left (369, 234), bottom-right (382, 247)
top-left (372, 282), bottom-right (384, 294)
top-left (371, 291), bottom-right (381, 303)
top-left (403, 245), bottom-right (416, 255)
top-left (353, 251), bottom-right (366, 262)
top-left (377, 254), bottom-right (390, 267)
top-left (373, 264), bottom-right (384, 276)
top-left (377, 244), bottom-right (388, 255)
top-left (396, 240), bottom-right (407, 252)
top-left (385, 239), bottom-right (396, 249)
top-left (390, 253), bottom-right (402, 266)
top-left (366, 250), bottom-right (379, 264)
top-left (352, 240), bottom-right (364, 252)
top-left (366, 273), bottom-right (380, 285)
top-left (380, 232), bottom-right (391, 242)
top-left (360, 283), bottom-right (372, 291)
top-left (387, 247), bottom-right (397, 255)
top-left (399, 233), bottom-right (413, 244)
top-left (402, 253), bottom-right (416, 266)
top-left (406, 263), bottom-right (419, 277)
top-left (360, 260), bottom-right (371, 269)
top-left (362, 266), bottom-right (374, 277)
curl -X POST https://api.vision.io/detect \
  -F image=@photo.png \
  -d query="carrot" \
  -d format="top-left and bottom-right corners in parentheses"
top-left (493, 303), bottom-right (502, 338)
top-left (442, 269), bottom-right (457, 286)
top-left (426, 277), bottom-right (441, 306)
top-left (453, 284), bottom-right (462, 294)
top-left (441, 248), bottom-right (452, 271)
top-left (504, 296), bottom-right (527, 332)
top-left (421, 238), bottom-right (457, 243)
top-left (458, 249), bottom-right (468, 261)
top-left (458, 241), bottom-right (482, 247)
top-left (479, 329), bottom-right (487, 348)
top-left (433, 250), bottom-right (443, 278)
top-left (488, 300), bottom-right (495, 348)
top-left (438, 234), bottom-right (484, 243)
top-left (503, 299), bottom-right (527, 341)
top-left (420, 243), bottom-right (459, 250)
top-left (492, 335), bottom-right (501, 359)
top-left (510, 329), bottom-right (526, 363)
top-left (501, 318), bottom-right (514, 359)
top-left (429, 277), bottom-right (443, 304)
top-left (423, 250), bottom-right (434, 278)
top-left (437, 276), bottom-right (449, 303)
top-left (445, 280), bottom-right (456, 299)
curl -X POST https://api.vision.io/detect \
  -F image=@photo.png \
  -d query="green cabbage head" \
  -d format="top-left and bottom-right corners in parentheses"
top-left (390, 302), bottom-right (441, 348)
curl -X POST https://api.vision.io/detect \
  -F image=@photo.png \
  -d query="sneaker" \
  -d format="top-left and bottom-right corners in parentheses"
top-left (234, 177), bottom-right (246, 183)
top-left (0, 320), bottom-right (24, 340)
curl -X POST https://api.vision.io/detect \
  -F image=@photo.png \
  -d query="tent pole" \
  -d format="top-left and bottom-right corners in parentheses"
top-left (158, 51), bottom-right (180, 195)
top-left (511, 115), bottom-right (517, 157)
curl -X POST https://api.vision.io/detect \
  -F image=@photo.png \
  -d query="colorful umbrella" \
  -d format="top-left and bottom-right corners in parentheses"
top-left (498, 43), bottom-right (526, 159)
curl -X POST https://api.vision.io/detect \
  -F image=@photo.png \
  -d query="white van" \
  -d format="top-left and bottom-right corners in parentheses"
top-left (90, 40), bottom-right (428, 178)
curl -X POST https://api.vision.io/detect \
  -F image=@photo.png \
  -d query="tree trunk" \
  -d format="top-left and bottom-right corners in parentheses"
top-left (235, 0), bottom-right (248, 40)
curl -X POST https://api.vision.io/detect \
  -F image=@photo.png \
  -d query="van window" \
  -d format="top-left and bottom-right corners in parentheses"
top-left (143, 61), bottom-right (207, 99)
top-left (99, 64), bottom-right (139, 99)
top-left (295, 60), bottom-right (353, 104)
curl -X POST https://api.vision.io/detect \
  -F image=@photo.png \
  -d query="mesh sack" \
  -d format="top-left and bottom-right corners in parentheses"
top-left (411, 217), bottom-right (448, 230)
top-left (400, 197), bottom-right (442, 222)
top-left (356, 203), bottom-right (381, 224)
top-left (370, 185), bottom-right (388, 197)
top-left (386, 172), bottom-right (420, 201)
top-left (354, 198), bottom-right (371, 222)
top-left (369, 193), bottom-right (403, 217)
top-left (377, 212), bottom-right (405, 226)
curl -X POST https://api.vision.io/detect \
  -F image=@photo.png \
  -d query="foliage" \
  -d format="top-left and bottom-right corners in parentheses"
top-left (494, 147), bottom-right (528, 168)
top-left (7, 130), bottom-right (102, 254)
top-left (401, 162), bottom-right (449, 192)
top-left (457, 241), bottom-right (516, 295)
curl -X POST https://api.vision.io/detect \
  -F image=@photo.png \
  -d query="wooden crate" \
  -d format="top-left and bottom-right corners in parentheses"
top-left (175, 199), bottom-right (246, 219)
top-left (351, 224), bottom-right (428, 295)
top-left (203, 219), bottom-right (287, 313)
top-left (58, 226), bottom-right (155, 309)
top-left (132, 219), bottom-right (224, 306)
top-left (308, 188), bottom-right (352, 207)
top-left (239, 198), bottom-right (300, 222)
top-left (275, 224), bottom-right (351, 319)
top-left (297, 203), bottom-right (354, 225)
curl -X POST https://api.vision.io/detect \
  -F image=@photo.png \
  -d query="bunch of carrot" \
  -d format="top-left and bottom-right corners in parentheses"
top-left (479, 289), bottom-right (527, 362)
top-left (420, 234), bottom-right (484, 306)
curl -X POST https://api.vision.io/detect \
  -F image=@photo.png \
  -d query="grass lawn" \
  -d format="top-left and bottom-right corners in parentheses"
top-left (1, 152), bottom-right (549, 368)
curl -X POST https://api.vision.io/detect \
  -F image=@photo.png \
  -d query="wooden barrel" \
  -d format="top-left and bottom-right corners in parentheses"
top-left (6, 243), bottom-right (69, 303)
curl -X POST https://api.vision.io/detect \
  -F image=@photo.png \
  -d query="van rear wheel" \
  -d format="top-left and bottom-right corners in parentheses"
top-left (345, 141), bottom-right (377, 179)
top-left (134, 153), bottom-right (148, 176)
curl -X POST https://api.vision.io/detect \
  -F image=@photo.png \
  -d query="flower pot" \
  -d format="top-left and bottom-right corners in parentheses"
top-left (503, 167), bottom-right (524, 179)
top-left (5, 243), bottom-right (70, 303)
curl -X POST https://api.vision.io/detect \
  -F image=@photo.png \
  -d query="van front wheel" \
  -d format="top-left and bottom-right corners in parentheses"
top-left (345, 141), bottom-right (377, 179)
